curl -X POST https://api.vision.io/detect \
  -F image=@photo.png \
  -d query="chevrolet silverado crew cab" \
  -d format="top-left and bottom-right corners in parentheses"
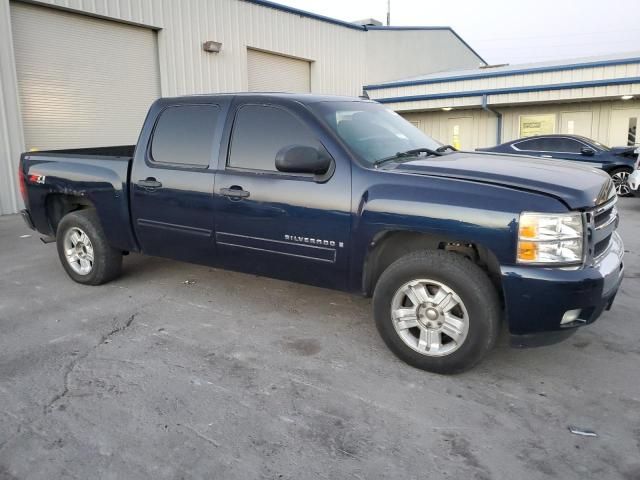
top-left (19, 94), bottom-right (624, 374)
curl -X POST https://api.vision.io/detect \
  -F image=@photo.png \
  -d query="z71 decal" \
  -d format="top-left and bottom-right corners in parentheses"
top-left (28, 174), bottom-right (46, 185)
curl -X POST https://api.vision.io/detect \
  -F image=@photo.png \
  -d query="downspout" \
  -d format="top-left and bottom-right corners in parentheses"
top-left (481, 94), bottom-right (502, 145)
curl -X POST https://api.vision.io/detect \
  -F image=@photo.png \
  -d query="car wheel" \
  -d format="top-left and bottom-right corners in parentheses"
top-left (373, 250), bottom-right (500, 374)
top-left (610, 168), bottom-right (633, 197)
top-left (56, 209), bottom-right (122, 285)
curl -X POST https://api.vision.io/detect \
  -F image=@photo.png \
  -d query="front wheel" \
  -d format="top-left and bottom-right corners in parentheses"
top-left (373, 250), bottom-right (501, 374)
top-left (610, 168), bottom-right (633, 197)
top-left (56, 209), bottom-right (122, 285)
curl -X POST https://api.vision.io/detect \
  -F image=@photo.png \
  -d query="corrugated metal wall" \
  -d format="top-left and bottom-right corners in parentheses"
top-left (0, 0), bottom-right (368, 215)
top-left (12, 1), bottom-right (161, 150)
top-left (0, 0), bottom-right (484, 215)
top-left (401, 109), bottom-right (498, 149)
top-left (401, 99), bottom-right (640, 150)
top-left (367, 62), bottom-right (640, 110)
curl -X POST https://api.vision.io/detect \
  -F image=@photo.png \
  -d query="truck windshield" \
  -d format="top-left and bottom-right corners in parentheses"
top-left (311, 101), bottom-right (442, 165)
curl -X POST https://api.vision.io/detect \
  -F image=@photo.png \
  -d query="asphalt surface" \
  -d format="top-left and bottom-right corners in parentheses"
top-left (1, 199), bottom-right (639, 480)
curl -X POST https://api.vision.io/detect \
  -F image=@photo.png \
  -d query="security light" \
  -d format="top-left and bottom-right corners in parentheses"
top-left (621, 95), bottom-right (634, 100)
top-left (442, 107), bottom-right (453, 111)
top-left (202, 41), bottom-right (222, 53)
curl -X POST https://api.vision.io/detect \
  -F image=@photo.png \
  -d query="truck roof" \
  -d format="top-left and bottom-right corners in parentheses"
top-left (159, 92), bottom-right (372, 105)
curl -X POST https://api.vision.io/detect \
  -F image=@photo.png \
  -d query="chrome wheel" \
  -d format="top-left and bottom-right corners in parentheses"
top-left (63, 227), bottom-right (94, 275)
top-left (612, 171), bottom-right (631, 196)
top-left (391, 279), bottom-right (469, 357)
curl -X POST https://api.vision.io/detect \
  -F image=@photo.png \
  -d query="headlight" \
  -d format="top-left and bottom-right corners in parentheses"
top-left (517, 212), bottom-right (583, 265)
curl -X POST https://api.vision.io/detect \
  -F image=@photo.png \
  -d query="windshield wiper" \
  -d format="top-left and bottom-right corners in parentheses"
top-left (436, 144), bottom-right (458, 153)
top-left (373, 147), bottom-right (442, 168)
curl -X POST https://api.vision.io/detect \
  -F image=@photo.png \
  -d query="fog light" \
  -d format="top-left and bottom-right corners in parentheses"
top-left (561, 309), bottom-right (581, 325)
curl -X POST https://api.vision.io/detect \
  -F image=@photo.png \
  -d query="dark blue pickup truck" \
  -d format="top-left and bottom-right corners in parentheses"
top-left (18, 93), bottom-right (624, 373)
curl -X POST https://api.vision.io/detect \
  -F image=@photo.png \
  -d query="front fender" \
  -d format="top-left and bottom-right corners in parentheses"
top-left (349, 172), bottom-right (568, 292)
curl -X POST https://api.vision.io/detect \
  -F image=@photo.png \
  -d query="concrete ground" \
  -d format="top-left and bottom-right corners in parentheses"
top-left (1, 199), bottom-right (639, 480)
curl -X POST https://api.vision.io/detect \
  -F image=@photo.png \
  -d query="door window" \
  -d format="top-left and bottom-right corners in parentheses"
top-left (151, 105), bottom-right (220, 167)
top-left (515, 137), bottom-right (583, 153)
top-left (514, 138), bottom-right (546, 151)
top-left (228, 105), bottom-right (322, 172)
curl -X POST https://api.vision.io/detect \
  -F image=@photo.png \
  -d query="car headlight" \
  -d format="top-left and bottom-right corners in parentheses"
top-left (517, 212), bottom-right (584, 265)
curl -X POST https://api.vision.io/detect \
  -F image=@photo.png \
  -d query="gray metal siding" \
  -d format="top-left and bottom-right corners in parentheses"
top-left (11, 2), bottom-right (160, 150)
top-left (0, 0), bottom-right (483, 215)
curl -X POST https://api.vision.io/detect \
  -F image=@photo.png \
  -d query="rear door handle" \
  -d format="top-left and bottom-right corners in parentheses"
top-left (137, 177), bottom-right (162, 190)
top-left (220, 186), bottom-right (250, 199)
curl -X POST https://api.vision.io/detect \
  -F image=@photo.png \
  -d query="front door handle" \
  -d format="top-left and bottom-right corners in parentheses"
top-left (137, 177), bottom-right (163, 190)
top-left (220, 186), bottom-right (250, 199)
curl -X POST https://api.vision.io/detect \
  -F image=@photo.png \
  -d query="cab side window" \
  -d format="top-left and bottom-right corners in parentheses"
top-left (228, 104), bottom-right (323, 172)
top-left (151, 105), bottom-right (220, 167)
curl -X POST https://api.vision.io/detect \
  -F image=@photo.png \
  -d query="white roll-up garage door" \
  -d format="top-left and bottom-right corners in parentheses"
top-left (247, 49), bottom-right (311, 93)
top-left (10, 2), bottom-right (160, 151)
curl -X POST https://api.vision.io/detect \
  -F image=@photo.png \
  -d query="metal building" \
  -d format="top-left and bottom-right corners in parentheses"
top-left (0, 0), bottom-right (485, 215)
top-left (365, 52), bottom-right (640, 151)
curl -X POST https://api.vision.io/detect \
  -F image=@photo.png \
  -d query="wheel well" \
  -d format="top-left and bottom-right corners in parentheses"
top-left (45, 194), bottom-right (95, 234)
top-left (363, 231), bottom-right (503, 299)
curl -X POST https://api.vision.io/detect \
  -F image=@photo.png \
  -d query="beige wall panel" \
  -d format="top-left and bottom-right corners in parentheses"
top-left (401, 109), bottom-right (498, 148)
top-left (365, 29), bottom-right (483, 85)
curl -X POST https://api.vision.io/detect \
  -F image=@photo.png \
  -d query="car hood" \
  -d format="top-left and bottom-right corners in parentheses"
top-left (384, 151), bottom-right (614, 209)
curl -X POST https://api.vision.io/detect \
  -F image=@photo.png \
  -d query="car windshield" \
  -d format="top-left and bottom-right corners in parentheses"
top-left (311, 101), bottom-right (442, 165)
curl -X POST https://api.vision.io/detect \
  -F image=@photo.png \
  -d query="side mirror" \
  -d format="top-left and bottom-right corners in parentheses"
top-left (581, 147), bottom-right (596, 156)
top-left (275, 145), bottom-right (331, 174)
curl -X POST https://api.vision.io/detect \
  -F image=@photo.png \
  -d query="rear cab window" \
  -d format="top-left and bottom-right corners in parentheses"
top-left (151, 105), bottom-right (220, 167)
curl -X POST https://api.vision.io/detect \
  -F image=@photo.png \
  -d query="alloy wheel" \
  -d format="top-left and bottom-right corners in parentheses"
top-left (63, 227), bottom-right (94, 275)
top-left (390, 279), bottom-right (469, 357)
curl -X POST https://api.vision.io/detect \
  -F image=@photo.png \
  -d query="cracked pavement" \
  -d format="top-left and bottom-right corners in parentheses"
top-left (1, 199), bottom-right (640, 479)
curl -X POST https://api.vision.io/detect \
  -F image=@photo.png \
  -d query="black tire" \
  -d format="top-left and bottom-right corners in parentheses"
top-left (373, 250), bottom-right (500, 374)
top-left (609, 167), bottom-right (634, 197)
top-left (56, 209), bottom-right (122, 285)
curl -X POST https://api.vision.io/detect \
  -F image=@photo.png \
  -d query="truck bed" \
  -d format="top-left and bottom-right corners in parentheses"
top-left (33, 145), bottom-right (135, 159)
top-left (20, 145), bottom-right (137, 252)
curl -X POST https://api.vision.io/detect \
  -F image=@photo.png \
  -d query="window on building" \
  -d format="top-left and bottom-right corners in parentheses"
top-left (228, 105), bottom-right (322, 171)
top-left (628, 117), bottom-right (637, 146)
top-left (151, 105), bottom-right (220, 167)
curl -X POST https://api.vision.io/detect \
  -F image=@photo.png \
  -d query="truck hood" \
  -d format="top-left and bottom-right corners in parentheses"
top-left (385, 151), bottom-right (613, 210)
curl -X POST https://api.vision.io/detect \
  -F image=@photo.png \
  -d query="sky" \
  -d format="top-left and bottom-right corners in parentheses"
top-left (273, 0), bottom-right (640, 66)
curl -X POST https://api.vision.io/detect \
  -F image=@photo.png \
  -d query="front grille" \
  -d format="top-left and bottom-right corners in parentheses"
top-left (594, 234), bottom-right (613, 258)
top-left (586, 194), bottom-right (618, 262)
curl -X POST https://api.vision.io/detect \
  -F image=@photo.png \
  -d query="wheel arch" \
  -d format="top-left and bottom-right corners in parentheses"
top-left (362, 230), bottom-right (503, 301)
top-left (45, 193), bottom-right (96, 235)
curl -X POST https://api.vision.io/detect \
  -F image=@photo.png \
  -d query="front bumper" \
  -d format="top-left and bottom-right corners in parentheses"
top-left (501, 232), bottom-right (624, 335)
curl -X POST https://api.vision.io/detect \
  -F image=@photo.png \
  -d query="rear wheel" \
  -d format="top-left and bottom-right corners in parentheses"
top-left (373, 250), bottom-right (500, 374)
top-left (610, 168), bottom-right (633, 197)
top-left (56, 209), bottom-right (122, 285)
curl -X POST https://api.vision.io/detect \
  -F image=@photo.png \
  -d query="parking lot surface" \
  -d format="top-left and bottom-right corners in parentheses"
top-left (1, 199), bottom-right (639, 480)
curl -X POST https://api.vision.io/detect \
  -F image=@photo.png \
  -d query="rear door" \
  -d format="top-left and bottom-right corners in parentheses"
top-left (213, 98), bottom-right (351, 289)
top-left (130, 100), bottom-right (229, 263)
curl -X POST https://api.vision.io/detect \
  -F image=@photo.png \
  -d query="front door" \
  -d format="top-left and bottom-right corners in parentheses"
top-left (130, 102), bottom-right (226, 263)
top-left (213, 100), bottom-right (351, 290)
top-left (447, 117), bottom-right (473, 150)
top-left (609, 108), bottom-right (639, 147)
